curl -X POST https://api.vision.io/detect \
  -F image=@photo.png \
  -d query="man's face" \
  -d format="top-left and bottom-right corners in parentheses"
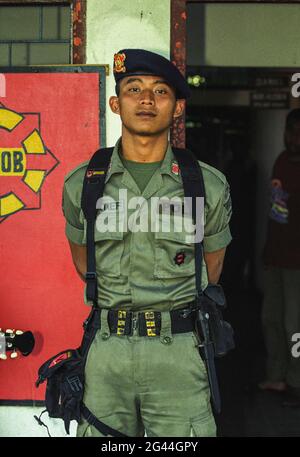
top-left (109, 75), bottom-right (184, 136)
top-left (285, 121), bottom-right (300, 157)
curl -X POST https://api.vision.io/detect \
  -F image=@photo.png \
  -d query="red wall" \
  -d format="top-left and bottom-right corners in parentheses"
top-left (0, 70), bottom-right (102, 401)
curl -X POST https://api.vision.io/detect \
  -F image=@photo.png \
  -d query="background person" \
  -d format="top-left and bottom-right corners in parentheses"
top-left (259, 109), bottom-right (300, 406)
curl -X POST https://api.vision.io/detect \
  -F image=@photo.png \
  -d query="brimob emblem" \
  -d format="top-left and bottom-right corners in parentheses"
top-left (0, 104), bottom-right (59, 223)
top-left (114, 53), bottom-right (126, 73)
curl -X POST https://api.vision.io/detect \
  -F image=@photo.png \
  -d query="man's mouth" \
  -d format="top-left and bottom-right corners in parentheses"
top-left (136, 111), bottom-right (156, 118)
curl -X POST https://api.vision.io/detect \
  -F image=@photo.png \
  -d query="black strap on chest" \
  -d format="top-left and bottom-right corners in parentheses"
top-left (81, 147), bottom-right (114, 304)
top-left (171, 148), bottom-right (221, 413)
top-left (171, 148), bottom-right (205, 295)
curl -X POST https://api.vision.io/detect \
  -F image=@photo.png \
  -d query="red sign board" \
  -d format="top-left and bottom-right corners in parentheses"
top-left (0, 66), bottom-right (106, 402)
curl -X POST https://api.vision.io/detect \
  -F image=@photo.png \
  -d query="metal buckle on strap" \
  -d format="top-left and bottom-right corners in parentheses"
top-left (179, 308), bottom-right (193, 318)
top-left (131, 315), bottom-right (138, 334)
top-left (85, 272), bottom-right (97, 281)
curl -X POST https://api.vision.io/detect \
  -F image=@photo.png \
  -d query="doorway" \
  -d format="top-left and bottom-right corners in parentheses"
top-left (186, 1), bottom-right (300, 437)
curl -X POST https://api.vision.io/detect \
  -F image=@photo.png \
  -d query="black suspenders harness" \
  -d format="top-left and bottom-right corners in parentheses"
top-left (36, 146), bottom-right (233, 436)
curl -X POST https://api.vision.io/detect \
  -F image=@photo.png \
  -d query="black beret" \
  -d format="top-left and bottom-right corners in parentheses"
top-left (113, 49), bottom-right (190, 99)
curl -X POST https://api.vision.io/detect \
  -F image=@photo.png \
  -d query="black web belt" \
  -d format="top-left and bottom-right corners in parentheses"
top-left (104, 306), bottom-right (197, 337)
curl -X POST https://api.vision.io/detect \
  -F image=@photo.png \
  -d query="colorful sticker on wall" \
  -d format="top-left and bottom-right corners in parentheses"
top-left (0, 104), bottom-right (59, 223)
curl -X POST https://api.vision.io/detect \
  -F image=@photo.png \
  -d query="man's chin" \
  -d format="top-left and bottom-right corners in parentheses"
top-left (126, 126), bottom-right (170, 137)
top-left (136, 130), bottom-right (161, 137)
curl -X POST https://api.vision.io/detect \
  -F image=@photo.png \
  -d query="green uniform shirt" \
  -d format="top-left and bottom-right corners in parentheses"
top-left (62, 139), bottom-right (232, 311)
top-left (120, 156), bottom-right (163, 193)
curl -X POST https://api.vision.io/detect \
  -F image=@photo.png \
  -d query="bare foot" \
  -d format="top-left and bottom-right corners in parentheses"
top-left (258, 381), bottom-right (287, 392)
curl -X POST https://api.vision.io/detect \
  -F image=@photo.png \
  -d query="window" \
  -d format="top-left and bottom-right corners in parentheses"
top-left (0, 4), bottom-right (71, 66)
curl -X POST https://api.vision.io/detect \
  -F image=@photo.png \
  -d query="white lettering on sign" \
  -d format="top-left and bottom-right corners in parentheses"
top-left (291, 73), bottom-right (300, 98)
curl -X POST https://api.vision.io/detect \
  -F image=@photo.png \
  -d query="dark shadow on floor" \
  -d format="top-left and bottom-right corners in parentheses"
top-left (213, 288), bottom-right (300, 437)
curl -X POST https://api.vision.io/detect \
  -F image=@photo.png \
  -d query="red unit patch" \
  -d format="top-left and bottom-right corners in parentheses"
top-left (174, 251), bottom-right (186, 266)
top-left (49, 351), bottom-right (72, 368)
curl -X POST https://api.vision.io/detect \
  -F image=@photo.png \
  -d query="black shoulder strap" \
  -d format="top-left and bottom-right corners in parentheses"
top-left (172, 148), bottom-right (205, 296)
top-left (81, 147), bottom-right (114, 304)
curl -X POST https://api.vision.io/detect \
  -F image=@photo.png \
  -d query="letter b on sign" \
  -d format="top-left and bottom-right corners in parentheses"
top-left (0, 149), bottom-right (26, 176)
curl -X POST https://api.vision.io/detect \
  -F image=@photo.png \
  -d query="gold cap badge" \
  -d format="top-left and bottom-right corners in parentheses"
top-left (114, 53), bottom-right (126, 73)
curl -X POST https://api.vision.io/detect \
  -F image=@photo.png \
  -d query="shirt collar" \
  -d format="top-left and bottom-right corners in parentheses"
top-left (159, 143), bottom-right (182, 182)
top-left (105, 138), bottom-right (125, 183)
top-left (105, 138), bottom-right (182, 183)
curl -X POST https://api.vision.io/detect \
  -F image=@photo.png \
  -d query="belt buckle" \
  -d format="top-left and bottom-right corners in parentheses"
top-left (144, 311), bottom-right (157, 337)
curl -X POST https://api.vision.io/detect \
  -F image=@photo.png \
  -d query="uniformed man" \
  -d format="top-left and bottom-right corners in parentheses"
top-left (62, 49), bottom-right (232, 437)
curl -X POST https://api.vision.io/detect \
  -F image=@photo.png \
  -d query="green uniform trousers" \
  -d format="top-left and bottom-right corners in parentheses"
top-left (77, 310), bottom-right (216, 437)
top-left (262, 267), bottom-right (300, 388)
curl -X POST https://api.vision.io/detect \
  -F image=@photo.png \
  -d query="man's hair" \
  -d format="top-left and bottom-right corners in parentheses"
top-left (285, 108), bottom-right (300, 131)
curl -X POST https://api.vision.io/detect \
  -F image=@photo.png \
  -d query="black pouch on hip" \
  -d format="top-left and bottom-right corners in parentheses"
top-left (35, 348), bottom-right (84, 434)
top-left (202, 284), bottom-right (235, 357)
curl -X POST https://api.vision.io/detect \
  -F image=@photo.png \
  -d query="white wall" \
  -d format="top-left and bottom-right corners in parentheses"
top-left (0, 0), bottom-right (171, 437)
top-left (188, 3), bottom-right (300, 67)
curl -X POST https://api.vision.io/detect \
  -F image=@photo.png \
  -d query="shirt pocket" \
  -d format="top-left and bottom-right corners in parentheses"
top-left (154, 215), bottom-right (195, 279)
top-left (94, 229), bottom-right (124, 277)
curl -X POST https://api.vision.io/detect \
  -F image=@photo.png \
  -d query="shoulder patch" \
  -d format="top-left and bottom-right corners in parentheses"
top-left (64, 160), bottom-right (89, 184)
top-left (198, 160), bottom-right (227, 185)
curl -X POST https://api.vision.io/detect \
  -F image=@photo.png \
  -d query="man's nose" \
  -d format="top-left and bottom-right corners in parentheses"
top-left (140, 89), bottom-right (155, 104)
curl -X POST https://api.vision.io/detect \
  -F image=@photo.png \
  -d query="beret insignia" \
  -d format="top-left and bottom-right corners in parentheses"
top-left (114, 53), bottom-right (126, 73)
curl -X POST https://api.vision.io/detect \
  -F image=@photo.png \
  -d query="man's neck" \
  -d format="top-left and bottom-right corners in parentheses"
top-left (120, 130), bottom-right (169, 163)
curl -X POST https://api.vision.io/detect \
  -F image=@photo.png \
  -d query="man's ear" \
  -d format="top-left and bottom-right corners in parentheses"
top-left (109, 96), bottom-right (120, 115)
top-left (173, 99), bottom-right (185, 119)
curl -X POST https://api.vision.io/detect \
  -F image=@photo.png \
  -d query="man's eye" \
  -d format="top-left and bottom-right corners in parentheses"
top-left (155, 89), bottom-right (167, 94)
top-left (128, 87), bottom-right (140, 92)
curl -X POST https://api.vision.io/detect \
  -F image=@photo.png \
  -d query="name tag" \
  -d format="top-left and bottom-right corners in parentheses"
top-left (99, 200), bottom-right (124, 212)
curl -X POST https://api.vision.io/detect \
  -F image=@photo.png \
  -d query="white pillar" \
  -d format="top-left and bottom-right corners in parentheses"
top-left (86, 0), bottom-right (171, 146)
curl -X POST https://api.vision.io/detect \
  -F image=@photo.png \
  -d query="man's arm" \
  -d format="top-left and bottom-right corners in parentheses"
top-left (204, 247), bottom-right (226, 284)
top-left (68, 240), bottom-right (87, 282)
top-left (68, 237), bottom-right (226, 285)
top-left (202, 169), bottom-right (232, 285)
